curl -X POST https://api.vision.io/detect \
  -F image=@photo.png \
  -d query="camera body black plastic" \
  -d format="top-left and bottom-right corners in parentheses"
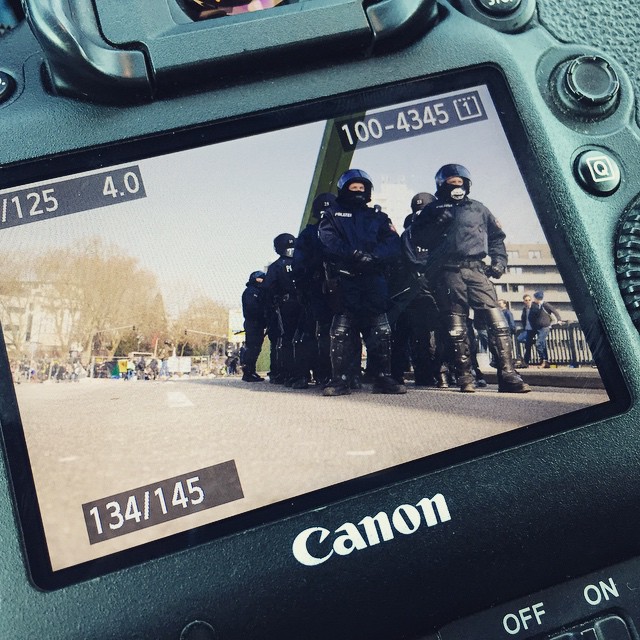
top-left (1, 1), bottom-right (640, 639)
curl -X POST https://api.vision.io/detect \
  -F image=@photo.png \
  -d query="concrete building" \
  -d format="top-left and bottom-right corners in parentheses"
top-left (0, 284), bottom-right (79, 360)
top-left (374, 178), bottom-right (416, 231)
top-left (496, 243), bottom-right (576, 324)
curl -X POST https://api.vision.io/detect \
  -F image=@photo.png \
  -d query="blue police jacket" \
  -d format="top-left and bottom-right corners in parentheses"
top-left (317, 201), bottom-right (400, 270)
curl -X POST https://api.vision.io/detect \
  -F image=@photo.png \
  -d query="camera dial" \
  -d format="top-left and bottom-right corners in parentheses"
top-left (553, 55), bottom-right (621, 119)
top-left (616, 204), bottom-right (640, 333)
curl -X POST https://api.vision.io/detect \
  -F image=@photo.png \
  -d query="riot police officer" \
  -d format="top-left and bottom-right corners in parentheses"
top-left (264, 233), bottom-right (303, 386)
top-left (404, 192), bottom-right (435, 230)
top-left (387, 224), bottom-right (448, 387)
top-left (241, 270), bottom-right (267, 382)
top-left (410, 164), bottom-right (529, 393)
top-left (291, 193), bottom-right (336, 387)
top-left (318, 169), bottom-right (406, 396)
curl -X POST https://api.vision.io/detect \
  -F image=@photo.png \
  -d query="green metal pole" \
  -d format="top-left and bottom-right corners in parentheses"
top-left (299, 117), bottom-right (360, 232)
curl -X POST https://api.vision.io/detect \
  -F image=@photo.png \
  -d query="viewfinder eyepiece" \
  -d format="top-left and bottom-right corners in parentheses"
top-left (178, 0), bottom-right (291, 20)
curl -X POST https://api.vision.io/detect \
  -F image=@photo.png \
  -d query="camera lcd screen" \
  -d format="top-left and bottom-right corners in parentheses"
top-left (0, 72), bottom-right (623, 585)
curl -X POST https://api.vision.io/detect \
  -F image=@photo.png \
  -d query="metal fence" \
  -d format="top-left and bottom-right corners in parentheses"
top-left (513, 322), bottom-right (594, 367)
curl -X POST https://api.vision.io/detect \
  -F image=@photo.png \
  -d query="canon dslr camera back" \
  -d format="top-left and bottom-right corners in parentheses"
top-left (1, 1), bottom-right (640, 639)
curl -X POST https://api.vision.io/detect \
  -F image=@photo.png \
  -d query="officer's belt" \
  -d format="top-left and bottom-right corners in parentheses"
top-left (443, 258), bottom-right (484, 271)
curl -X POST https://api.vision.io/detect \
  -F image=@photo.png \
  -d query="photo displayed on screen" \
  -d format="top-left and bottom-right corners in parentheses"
top-left (0, 84), bottom-right (610, 572)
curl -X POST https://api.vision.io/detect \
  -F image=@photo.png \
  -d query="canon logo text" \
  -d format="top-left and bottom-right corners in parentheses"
top-left (292, 494), bottom-right (451, 566)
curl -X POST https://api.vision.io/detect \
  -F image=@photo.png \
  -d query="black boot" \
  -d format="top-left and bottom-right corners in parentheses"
top-left (242, 367), bottom-right (264, 382)
top-left (291, 376), bottom-right (310, 389)
top-left (323, 314), bottom-right (353, 397)
top-left (486, 309), bottom-right (531, 393)
top-left (372, 374), bottom-right (407, 394)
top-left (323, 376), bottom-right (351, 396)
top-left (436, 371), bottom-right (449, 388)
top-left (448, 314), bottom-right (475, 393)
top-left (473, 367), bottom-right (487, 388)
top-left (366, 315), bottom-right (407, 394)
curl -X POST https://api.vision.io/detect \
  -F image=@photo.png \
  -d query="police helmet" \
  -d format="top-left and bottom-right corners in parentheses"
top-left (273, 233), bottom-right (295, 257)
top-left (249, 270), bottom-right (266, 283)
top-left (311, 192), bottom-right (337, 220)
top-left (434, 164), bottom-right (472, 190)
top-left (410, 192), bottom-right (436, 214)
top-left (336, 169), bottom-right (374, 203)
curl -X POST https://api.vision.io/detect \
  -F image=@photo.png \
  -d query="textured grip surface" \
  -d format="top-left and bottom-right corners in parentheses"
top-left (538, 0), bottom-right (640, 124)
top-left (616, 205), bottom-right (640, 331)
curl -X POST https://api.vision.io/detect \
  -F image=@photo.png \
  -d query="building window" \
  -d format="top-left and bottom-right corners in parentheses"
top-left (508, 266), bottom-right (523, 275)
top-left (511, 284), bottom-right (524, 293)
top-left (507, 251), bottom-right (520, 260)
top-left (528, 250), bottom-right (541, 259)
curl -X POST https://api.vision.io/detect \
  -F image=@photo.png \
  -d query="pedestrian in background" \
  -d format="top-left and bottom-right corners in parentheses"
top-left (498, 299), bottom-right (516, 334)
top-left (529, 290), bottom-right (562, 368)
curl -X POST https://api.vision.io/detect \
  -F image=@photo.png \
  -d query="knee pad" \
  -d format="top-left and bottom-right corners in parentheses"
top-left (447, 313), bottom-right (468, 342)
top-left (370, 314), bottom-right (392, 340)
top-left (330, 314), bottom-right (352, 340)
top-left (483, 307), bottom-right (509, 332)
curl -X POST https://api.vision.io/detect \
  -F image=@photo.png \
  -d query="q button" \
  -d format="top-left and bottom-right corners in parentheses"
top-left (574, 149), bottom-right (622, 196)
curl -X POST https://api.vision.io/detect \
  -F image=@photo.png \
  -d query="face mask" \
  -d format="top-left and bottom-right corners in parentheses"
top-left (339, 182), bottom-right (371, 207)
top-left (339, 192), bottom-right (367, 207)
top-left (285, 248), bottom-right (295, 258)
top-left (440, 183), bottom-right (467, 202)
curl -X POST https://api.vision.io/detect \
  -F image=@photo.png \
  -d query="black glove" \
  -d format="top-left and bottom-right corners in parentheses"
top-left (433, 209), bottom-right (454, 225)
top-left (485, 262), bottom-right (506, 279)
top-left (352, 250), bottom-right (375, 267)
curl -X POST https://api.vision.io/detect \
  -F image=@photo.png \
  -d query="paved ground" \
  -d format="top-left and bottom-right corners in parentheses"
top-left (14, 371), bottom-right (609, 570)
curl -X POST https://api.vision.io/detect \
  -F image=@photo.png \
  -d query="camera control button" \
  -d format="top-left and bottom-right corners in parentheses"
top-left (565, 56), bottom-right (620, 106)
top-left (179, 620), bottom-right (217, 640)
top-left (574, 149), bottom-right (621, 196)
top-left (474, 0), bottom-right (522, 16)
top-left (0, 71), bottom-right (16, 104)
top-left (550, 615), bottom-right (633, 640)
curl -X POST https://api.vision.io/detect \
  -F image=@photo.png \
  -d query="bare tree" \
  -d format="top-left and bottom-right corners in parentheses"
top-left (172, 296), bottom-right (229, 355)
top-left (31, 238), bottom-right (168, 361)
